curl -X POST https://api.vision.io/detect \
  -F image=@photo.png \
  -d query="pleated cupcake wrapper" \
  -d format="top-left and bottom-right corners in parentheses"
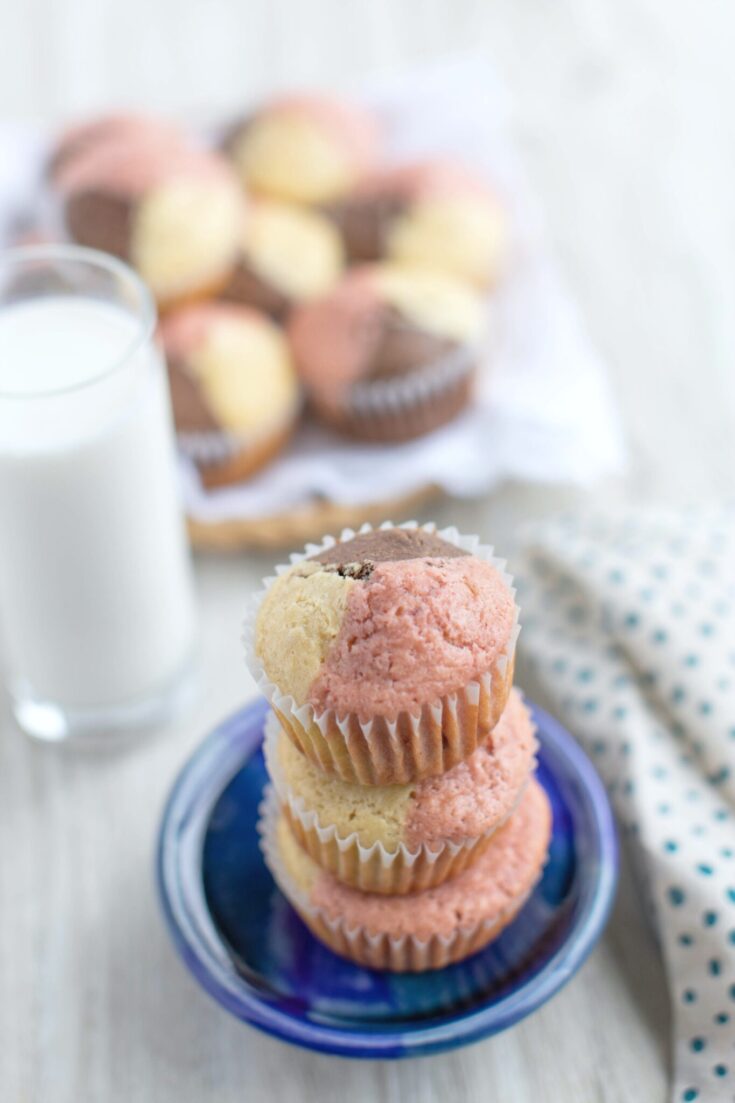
top-left (176, 394), bottom-right (302, 470)
top-left (263, 708), bottom-right (533, 894)
top-left (243, 520), bottom-right (520, 786)
top-left (343, 340), bottom-right (477, 414)
top-left (258, 786), bottom-right (531, 973)
top-left (311, 339), bottom-right (479, 439)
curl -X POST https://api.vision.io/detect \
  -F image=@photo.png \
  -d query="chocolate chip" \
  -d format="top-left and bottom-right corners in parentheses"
top-left (327, 560), bottom-right (375, 580)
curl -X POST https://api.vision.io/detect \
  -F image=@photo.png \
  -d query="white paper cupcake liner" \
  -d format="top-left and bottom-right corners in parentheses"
top-left (176, 394), bottom-right (301, 472)
top-left (263, 708), bottom-right (533, 894)
top-left (310, 339), bottom-right (480, 442)
top-left (258, 786), bottom-right (534, 973)
top-left (243, 520), bottom-right (520, 785)
top-left (348, 340), bottom-right (477, 410)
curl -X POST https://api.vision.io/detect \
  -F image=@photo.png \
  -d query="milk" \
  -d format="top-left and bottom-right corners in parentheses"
top-left (0, 295), bottom-right (196, 720)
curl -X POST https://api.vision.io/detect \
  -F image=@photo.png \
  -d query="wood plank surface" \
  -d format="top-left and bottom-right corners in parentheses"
top-left (3, 3), bottom-right (735, 1099)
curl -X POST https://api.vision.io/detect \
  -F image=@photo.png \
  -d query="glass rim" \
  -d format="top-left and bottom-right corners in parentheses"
top-left (0, 244), bottom-right (157, 400)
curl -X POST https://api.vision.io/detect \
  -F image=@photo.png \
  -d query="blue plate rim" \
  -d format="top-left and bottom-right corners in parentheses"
top-left (157, 697), bottom-right (618, 1059)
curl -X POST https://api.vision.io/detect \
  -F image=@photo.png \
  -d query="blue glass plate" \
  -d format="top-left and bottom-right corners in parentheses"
top-left (158, 697), bottom-right (617, 1058)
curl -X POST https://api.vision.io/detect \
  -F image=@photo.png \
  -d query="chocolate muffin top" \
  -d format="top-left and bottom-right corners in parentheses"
top-left (311, 526), bottom-right (468, 577)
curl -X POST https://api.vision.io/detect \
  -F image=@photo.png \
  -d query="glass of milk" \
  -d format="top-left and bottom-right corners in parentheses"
top-left (0, 245), bottom-right (198, 744)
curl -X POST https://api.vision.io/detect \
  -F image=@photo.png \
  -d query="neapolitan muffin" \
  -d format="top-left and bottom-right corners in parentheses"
top-left (261, 778), bottom-right (551, 971)
top-left (224, 94), bottom-right (381, 204)
top-left (221, 200), bottom-right (344, 320)
top-left (288, 264), bottom-right (486, 442)
top-left (159, 303), bottom-right (299, 488)
top-left (264, 688), bottom-right (536, 893)
top-left (58, 142), bottom-right (245, 310)
top-left (325, 160), bottom-right (507, 287)
top-left (244, 523), bottom-right (518, 785)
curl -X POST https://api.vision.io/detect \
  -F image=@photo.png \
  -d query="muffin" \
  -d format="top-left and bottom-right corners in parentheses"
top-left (220, 200), bottom-right (344, 320)
top-left (47, 112), bottom-right (189, 186)
top-left (224, 94), bottom-right (381, 204)
top-left (159, 303), bottom-right (299, 488)
top-left (244, 523), bottom-right (518, 785)
top-left (261, 778), bottom-right (551, 971)
top-left (288, 264), bottom-right (486, 442)
top-left (325, 160), bottom-right (507, 287)
top-left (265, 688), bottom-right (536, 893)
top-left (57, 142), bottom-right (245, 310)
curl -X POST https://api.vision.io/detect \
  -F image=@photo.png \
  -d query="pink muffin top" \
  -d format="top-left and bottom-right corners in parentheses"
top-left (356, 159), bottom-right (496, 204)
top-left (405, 688), bottom-right (536, 849)
top-left (50, 113), bottom-right (188, 179)
top-left (287, 268), bottom-right (382, 390)
top-left (311, 779), bottom-right (551, 940)
top-left (309, 557), bottom-right (514, 717)
top-left (56, 141), bottom-right (237, 199)
top-left (306, 528), bottom-right (516, 719)
top-left (260, 94), bottom-right (381, 172)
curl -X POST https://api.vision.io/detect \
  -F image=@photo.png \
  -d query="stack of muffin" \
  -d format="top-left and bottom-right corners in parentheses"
top-left (42, 95), bottom-right (508, 486)
top-left (244, 522), bottom-right (552, 972)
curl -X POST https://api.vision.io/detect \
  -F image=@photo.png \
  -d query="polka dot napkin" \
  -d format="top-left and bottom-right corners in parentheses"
top-left (515, 504), bottom-right (735, 1103)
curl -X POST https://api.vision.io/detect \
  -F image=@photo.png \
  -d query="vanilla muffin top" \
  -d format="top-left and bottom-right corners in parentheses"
top-left (159, 303), bottom-right (298, 437)
top-left (327, 159), bottom-right (507, 286)
top-left (222, 200), bottom-right (344, 317)
top-left (247, 202), bottom-right (343, 299)
top-left (226, 94), bottom-right (381, 204)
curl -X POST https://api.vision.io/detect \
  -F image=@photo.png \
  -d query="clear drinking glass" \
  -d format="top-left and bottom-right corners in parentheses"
top-left (0, 245), bottom-right (198, 744)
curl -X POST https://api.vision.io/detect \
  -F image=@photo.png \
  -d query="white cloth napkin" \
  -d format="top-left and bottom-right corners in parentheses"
top-left (0, 59), bottom-right (624, 523)
top-left (516, 504), bottom-right (735, 1103)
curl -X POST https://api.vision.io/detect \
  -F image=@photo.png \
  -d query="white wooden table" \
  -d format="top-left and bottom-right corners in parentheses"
top-left (2, 2), bottom-right (735, 1100)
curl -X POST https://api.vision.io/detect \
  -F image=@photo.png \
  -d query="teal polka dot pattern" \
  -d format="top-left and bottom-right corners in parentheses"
top-left (516, 506), bottom-right (735, 1103)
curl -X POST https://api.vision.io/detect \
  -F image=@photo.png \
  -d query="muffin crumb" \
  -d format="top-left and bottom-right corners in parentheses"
top-left (326, 560), bottom-right (374, 581)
